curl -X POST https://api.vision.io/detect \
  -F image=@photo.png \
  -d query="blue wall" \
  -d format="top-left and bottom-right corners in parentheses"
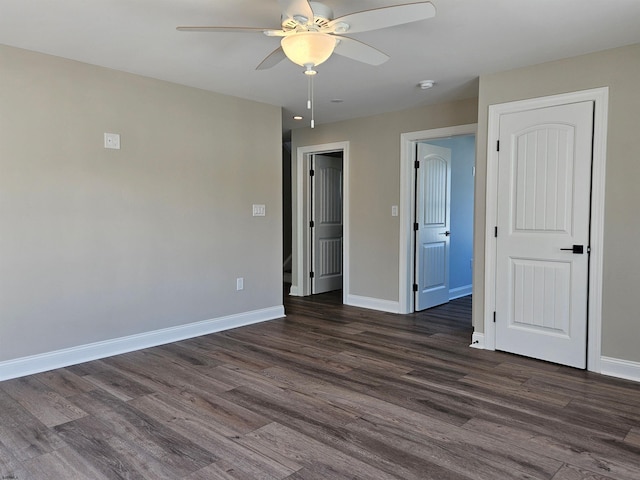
top-left (423, 135), bottom-right (475, 296)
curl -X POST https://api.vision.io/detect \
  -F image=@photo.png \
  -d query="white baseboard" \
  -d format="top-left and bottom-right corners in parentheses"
top-left (289, 284), bottom-right (301, 296)
top-left (465, 339), bottom-right (639, 383)
top-left (449, 284), bottom-right (472, 300)
top-left (470, 332), bottom-right (485, 349)
top-left (600, 356), bottom-right (640, 383)
top-left (346, 294), bottom-right (400, 314)
top-left (0, 305), bottom-right (285, 382)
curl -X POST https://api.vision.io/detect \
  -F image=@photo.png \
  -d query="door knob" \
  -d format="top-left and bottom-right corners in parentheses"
top-left (560, 244), bottom-right (584, 254)
top-left (440, 231), bottom-right (451, 236)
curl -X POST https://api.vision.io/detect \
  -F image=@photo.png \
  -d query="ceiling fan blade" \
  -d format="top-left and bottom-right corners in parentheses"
top-left (278, 0), bottom-right (314, 25)
top-left (176, 26), bottom-right (277, 33)
top-left (333, 36), bottom-right (389, 66)
top-left (328, 2), bottom-right (436, 34)
top-left (256, 47), bottom-right (288, 70)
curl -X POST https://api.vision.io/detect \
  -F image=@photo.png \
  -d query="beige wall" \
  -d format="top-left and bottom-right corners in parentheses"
top-left (0, 45), bottom-right (282, 362)
top-left (475, 43), bottom-right (640, 362)
top-left (291, 98), bottom-right (478, 301)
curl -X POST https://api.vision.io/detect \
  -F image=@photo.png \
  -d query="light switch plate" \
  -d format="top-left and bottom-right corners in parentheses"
top-left (104, 133), bottom-right (120, 150)
top-left (391, 205), bottom-right (399, 217)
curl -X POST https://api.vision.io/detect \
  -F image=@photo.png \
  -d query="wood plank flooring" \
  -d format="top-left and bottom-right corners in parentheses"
top-left (1, 291), bottom-right (639, 479)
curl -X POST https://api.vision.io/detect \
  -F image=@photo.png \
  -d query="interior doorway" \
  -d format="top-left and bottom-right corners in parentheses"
top-left (400, 124), bottom-right (477, 314)
top-left (292, 141), bottom-right (350, 303)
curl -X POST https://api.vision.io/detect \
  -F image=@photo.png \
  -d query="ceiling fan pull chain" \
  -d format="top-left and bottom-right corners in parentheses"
top-left (307, 72), bottom-right (312, 110)
top-left (301, 63), bottom-right (317, 128)
top-left (311, 73), bottom-right (315, 128)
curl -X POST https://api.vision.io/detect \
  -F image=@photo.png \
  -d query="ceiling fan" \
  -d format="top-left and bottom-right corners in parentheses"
top-left (177, 0), bottom-right (436, 71)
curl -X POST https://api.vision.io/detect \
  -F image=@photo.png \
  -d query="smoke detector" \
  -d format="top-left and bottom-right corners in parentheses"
top-left (419, 80), bottom-right (435, 89)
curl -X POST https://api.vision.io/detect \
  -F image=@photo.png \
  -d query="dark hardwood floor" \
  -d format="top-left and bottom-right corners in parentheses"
top-left (1, 290), bottom-right (639, 479)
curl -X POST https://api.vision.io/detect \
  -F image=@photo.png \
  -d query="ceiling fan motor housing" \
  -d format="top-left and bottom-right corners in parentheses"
top-left (281, 2), bottom-right (334, 30)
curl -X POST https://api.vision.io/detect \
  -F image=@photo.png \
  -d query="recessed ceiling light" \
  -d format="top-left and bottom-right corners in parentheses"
top-left (331, 99), bottom-right (344, 103)
top-left (419, 80), bottom-right (435, 89)
top-left (293, 115), bottom-right (303, 120)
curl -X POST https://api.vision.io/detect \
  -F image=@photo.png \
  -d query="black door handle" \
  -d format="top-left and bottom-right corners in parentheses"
top-left (439, 231), bottom-right (451, 236)
top-left (560, 245), bottom-right (584, 254)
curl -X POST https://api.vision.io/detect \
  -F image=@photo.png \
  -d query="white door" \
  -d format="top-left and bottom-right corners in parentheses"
top-left (495, 101), bottom-right (593, 368)
top-left (415, 143), bottom-right (451, 310)
top-left (312, 154), bottom-right (343, 294)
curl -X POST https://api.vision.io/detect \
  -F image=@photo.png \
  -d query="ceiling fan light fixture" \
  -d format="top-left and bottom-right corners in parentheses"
top-left (281, 32), bottom-right (336, 67)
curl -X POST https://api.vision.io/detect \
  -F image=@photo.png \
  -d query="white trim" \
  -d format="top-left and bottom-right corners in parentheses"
top-left (483, 87), bottom-right (608, 372)
top-left (0, 306), bottom-right (285, 382)
top-left (288, 284), bottom-right (300, 296)
top-left (600, 356), bottom-right (640, 383)
top-left (294, 141), bottom-right (350, 302)
top-left (346, 294), bottom-right (400, 314)
top-left (400, 124), bottom-right (478, 314)
top-left (449, 284), bottom-right (472, 300)
top-left (470, 332), bottom-right (485, 349)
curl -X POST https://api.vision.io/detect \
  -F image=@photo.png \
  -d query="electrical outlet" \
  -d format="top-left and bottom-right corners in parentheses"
top-left (236, 277), bottom-right (244, 291)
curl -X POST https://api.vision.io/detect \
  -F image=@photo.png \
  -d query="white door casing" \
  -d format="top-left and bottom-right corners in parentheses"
top-left (484, 87), bottom-right (608, 373)
top-left (293, 141), bottom-right (350, 303)
top-left (312, 154), bottom-right (343, 294)
top-left (415, 143), bottom-right (451, 310)
top-left (495, 102), bottom-right (593, 368)
top-left (399, 124), bottom-right (478, 314)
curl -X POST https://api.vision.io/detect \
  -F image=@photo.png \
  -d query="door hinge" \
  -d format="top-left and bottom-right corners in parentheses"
top-left (494, 226), bottom-right (498, 237)
top-left (496, 140), bottom-right (500, 152)
top-left (414, 222), bottom-right (419, 231)
top-left (310, 271), bottom-right (315, 279)
top-left (309, 169), bottom-right (314, 177)
top-left (310, 220), bottom-right (314, 228)
top-left (414, 160), bottom-right (420, 169)
top-left (413, 283), bottom-right (418, 292)
top-left (493, 311), bottom-right (496, 323)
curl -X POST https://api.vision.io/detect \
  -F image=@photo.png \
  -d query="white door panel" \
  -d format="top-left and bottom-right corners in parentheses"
top-left (312, 154), bottom-right (343, 294)
top-left (416, 143), bottom-right (451, 310)
top-left (495, 101), bottom-right (593, 368)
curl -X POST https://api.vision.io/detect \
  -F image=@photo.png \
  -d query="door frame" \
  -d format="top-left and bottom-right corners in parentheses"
top-left (483, 87), bottom-right (609, 373)
top-left (400, 124), bottom-right (477, 314)
top-left (292, 141), bottom-right (350, 303)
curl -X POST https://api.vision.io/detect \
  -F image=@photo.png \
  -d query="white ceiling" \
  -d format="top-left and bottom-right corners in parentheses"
top-left (2, 1), bottom-right (640, 133)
